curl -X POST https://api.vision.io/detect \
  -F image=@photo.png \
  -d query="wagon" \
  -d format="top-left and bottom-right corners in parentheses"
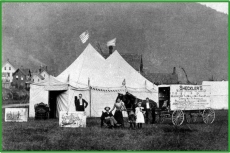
top-left (155, 85), bottom-right (215, 126)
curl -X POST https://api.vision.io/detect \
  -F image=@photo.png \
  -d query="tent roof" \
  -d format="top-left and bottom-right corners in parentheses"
top-left (32, 76), bottom-right (69, 90)
top-left (56, 43), bottom-right (107, 88)
top-left (104, 50), bottom-right (157, 90)
top-left (56, 43), bottom-right (157, 91)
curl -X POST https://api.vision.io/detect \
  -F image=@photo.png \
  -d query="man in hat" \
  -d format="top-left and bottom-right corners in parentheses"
top-left (101, 106), bottom-right (118, 128)
top-left (75, 94), bottom-right (88, 111)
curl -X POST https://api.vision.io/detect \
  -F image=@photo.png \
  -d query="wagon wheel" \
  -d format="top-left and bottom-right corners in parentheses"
top-left (172, 110), bottom-right (184, 126)
top-left (203, 108), bottom-right (215, 124)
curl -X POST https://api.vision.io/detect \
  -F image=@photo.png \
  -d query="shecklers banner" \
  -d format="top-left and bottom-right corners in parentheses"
top-left (59, 111), bottom-right (86, 128)
top-left (170, 85), bottom-right (211, 111)
top-left (5, 108), bottom-right (28, 122)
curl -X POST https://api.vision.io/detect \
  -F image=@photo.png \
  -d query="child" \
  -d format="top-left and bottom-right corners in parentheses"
top-left (128, 110), bottom-right (136, 129)
top-left (135, 102), bottom-right (145, 128)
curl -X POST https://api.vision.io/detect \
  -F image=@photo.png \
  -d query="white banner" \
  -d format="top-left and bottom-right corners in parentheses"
top-left (5, 108), bottom-right (28, 122)
top-left (59, 111), bottom-right (86, 128)
top-left (170, 85), bottom-right (211, 111)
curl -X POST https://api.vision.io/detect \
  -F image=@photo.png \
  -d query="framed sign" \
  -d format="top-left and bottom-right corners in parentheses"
top-left (170, 85), bottom-right (211, 111)
top-left (5, 108), bottom-right (28, 122)
top-left (59, 111), bottom-right (86, 128)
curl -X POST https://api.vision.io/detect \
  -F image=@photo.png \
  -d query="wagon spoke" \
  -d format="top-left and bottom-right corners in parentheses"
top-left (172, 110), bottom-right (184, 126)
top-left (203, 108), bottom-right (215, 124)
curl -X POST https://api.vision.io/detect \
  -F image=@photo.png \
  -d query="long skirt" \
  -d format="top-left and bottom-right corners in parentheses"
top-left (136, 112), bottom-right (145, 123)
top-left (114, 110), bottom-right (124, 125)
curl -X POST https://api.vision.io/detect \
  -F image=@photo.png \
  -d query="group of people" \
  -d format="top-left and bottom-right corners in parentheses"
top-left (74, 93), bottom-right (158, 129)
top-left (101, 97), bottom-right (156, 129)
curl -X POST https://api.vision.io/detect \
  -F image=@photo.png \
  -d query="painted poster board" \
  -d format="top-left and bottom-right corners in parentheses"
top-left (5, 108), bottom-right (28, 122)
top-left (170, 85), bottom-right (211, 111)
top-left (59, 111), bottom-right (86, 128)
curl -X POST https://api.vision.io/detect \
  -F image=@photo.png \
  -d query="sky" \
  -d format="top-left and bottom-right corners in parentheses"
top-left (199, 2), bottom-right (228, 14)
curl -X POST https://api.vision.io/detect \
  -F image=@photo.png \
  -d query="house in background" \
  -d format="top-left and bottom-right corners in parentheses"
top-left (142, 67), bottom-right (179, 85)
top-left (40, 66), bottom-right (50, 80)
top-left (32, 73), bottom-right (44, 83)
top-left (31, 66), bottom-right (50, 83)
top-left (2, 59), bottom-right (17, 83)
top-left (2, 59), bottom-right (17, 88)
top-left (12, 68), bottom-right (32, 89)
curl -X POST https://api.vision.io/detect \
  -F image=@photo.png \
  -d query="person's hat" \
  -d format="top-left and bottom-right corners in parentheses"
top-left (104, 106), bottom-right (110, 110)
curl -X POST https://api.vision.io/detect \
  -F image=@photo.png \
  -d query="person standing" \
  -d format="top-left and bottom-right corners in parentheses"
top-left (75, 94), bottom-right (88, 111)
top-left (110, 97), bottom-right (126, 127)
top-left (143, 97), bottom-right (157, 124)
top-left (135, 102), bottom-right (145, 128)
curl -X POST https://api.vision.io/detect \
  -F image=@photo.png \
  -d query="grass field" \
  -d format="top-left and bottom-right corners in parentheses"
top-left (2, 109), bottom-right (228, 151)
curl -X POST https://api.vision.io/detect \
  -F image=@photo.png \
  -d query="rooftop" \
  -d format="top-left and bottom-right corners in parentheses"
top-left (32, 73), bottom-right (45, 80)
top-left (143, 72), bottom-right (178, 85)
top-left (13, 68), bottom-right (31, 76)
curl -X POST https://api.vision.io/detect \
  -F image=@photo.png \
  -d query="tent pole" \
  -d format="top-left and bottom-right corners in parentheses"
top-left (88, 78), bottom-right (91, 117)
top-left (90, 86), bottom-right (92, 117)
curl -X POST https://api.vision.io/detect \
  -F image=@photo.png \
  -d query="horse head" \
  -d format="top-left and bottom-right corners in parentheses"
top-left (116, 93), bottom-right (124, 102)
top-left (123, 92), bottom-right (138, 112)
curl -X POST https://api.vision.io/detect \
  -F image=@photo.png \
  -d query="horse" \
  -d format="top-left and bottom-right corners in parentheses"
top-left (116, 92), bottom-right (157, 128)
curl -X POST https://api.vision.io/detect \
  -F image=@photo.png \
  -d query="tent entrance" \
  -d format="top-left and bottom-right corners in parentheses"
top-left (48, 91), bottom-right (65, 118)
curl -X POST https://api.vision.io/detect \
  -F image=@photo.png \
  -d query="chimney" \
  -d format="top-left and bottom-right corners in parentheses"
top-left (140, 55), bottom-right (143, 73)
top-left (109, 46), bottom-right (113, 55)
top-left (29, 69), bottom-right (31, 77)
top-left (39, 66), bottom-right (42, 73)
top-left (172, 67), bottom-right (176, 75)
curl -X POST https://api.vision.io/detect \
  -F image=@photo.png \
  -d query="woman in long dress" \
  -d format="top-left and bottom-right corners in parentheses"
top-left (110, 97), bottom-right (126, 127)
top-left (135, 102), bottom-right (145, 128)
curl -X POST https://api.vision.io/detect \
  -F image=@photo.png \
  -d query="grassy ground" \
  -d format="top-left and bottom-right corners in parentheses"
top-left (2, 109), bottom-right (228, 151)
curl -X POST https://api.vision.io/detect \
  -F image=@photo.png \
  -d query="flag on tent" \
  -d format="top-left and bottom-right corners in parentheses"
top-left (122, 79), bottom-right (126, 86)
top-left (79, 31), bottom-right (89, 44)
top-left (88, 78), bottom-right (90, 86)
top-left (107, 38), bottom-right (116, 47)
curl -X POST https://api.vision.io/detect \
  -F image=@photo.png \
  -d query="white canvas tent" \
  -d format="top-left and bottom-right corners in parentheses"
top-left (202, 81), bottom-right (228, 109)
top-left (57, 44), bottom-right (107, 88)
top-left (29, 76), bottom-right (70, 117)
top-left (29, 43), bottom-right (158, 117)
